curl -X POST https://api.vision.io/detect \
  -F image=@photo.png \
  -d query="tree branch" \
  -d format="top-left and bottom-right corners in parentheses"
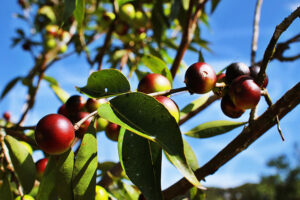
top-left (250, 0), bottom-right (263, 65)
top-left (163, 82), bottom-right (300, 199)
top-left (257, 6), bottom-right (300, 86)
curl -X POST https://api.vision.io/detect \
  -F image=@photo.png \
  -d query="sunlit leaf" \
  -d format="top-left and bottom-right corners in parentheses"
top-left (77, 69), bottom-right (131, 98)
top-left (49, 84), bottom-right (70, 103)
top-left (185, 120), bottom-right (247, 138)
top-left (4, 135), bottom-right (36, 194)
top-left (74, 0), bottom-right (85, 28)
top-left (180, 94), bottom-right (209, 120)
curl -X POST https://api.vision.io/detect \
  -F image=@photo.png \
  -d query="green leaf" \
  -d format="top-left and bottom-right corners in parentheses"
top-left (36, 157), bottom-right (58, 199)
top-left (181, 0), bottom-right (190, 10)
top-left (119, 129), bottom-right (163, 200)
top-left (211, 0), bottom-right (221, 14)
top-left (180, 94), bottom-right (209, 120)
top-left (77, 69), bottom-right (131, 98)
top-left (185, 120), bottom-right (247, 138)
top-left (141, 55), bottom-right (173, 84)
top-left (43, 75), bottom-right (59, 86)
top-left (98, 92), bottom-right (203, 189)
top-left (151, 2), bottom-right (167, 45)
top-left (1, 76), bottom-right (21, 99)
top-left (49, 84), bottom-right (70, 103)
top-left (190, 187), bottom-right (206, 200)
top-left (72, 120), bottom-right (98, 200)
top-left (63, 0), bottom-right (76, 23)
top-left (74, 0), bottom-right (85, 28)
top-left (109, 181), bottom-right (139, 200)
top-left (56, 149), bottom-right (74, 200)
top-left (0, 172), bottom-right (13, 200)
top-left (4, 135), bottom-right (36, 194)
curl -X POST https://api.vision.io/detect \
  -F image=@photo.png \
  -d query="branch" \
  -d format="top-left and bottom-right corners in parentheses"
top-left (250, 0), bottom-right (263, 65)
top-left (170, 0), bottom-right (209, 78)
top-left (257, 6), bottom-right (300, 86)
top-left (163, 82), bottom-right (300, 199)
top-left (4, 128), bottom-right (37, 148)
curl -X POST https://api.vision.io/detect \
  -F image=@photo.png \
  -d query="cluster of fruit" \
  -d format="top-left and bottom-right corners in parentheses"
top-left (218, 63), bottom-right (268, 118)
top-left (44, 25), bottom-right (71, 53)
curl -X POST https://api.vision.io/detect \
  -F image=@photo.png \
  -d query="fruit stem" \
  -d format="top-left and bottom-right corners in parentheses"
top-left (74, 110), bottom-right (98, 131)
top-left (148, 87), bottom-right (188, 97)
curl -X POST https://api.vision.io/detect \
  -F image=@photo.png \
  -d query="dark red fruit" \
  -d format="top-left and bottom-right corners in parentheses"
top-left (115, 22), bottom-right (129, 36)
top-left (249, 65), bottom-right (269, 88)
top-left (35, 114), bottom-right (75, 155)
top-left (137, 73), bottom-right (171, 94)
top-left (229, 75), bottom-right (261, 110)
top-left (184, 62), bottom-right (217, 94)
top-left (36, 158), bottom-right (49, 180)
top-left (155, 96), bottom-right (179, 122)
top-left (105, 122), bottom-right (120, 141)
top-left (57, 104), bottom-right (69, 117)
top-left (65, 95), bottom-right (86, 114)
top-left (221, 95), bottom-right (245, 118)
top-left (3, 112), bottom-right (11, 121)
top-left (71, 112), bottom-right (92, 138)
top-left (85, 98), bottom-right (107, 113)
top-left (225, 62), bottom-right (250, 84)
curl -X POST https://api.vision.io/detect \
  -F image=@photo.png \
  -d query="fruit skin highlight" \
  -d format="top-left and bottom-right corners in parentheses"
top-left (155, 96), bottom-right (180, 122)
top-left (184, 62), bottom-right (217, 94)
top-left (229, 75), bottom-right (261, 110)
top-left (35, 114), bottom-right (75, 155)
top-left (137, 73), bottom-right (171, 94)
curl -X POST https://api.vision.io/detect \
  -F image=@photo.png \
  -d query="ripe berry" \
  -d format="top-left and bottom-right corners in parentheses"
top-left (184, 62), bottom-right (217, 94)
top-left (155, 96), bottom-right (179, 122)
top-left (35, 114), bottom-right (75, 155)
top-left (225, 62), bottom-right (250, 84)
top-left (105, 122), bottom-right (120, 141)
top-left (221, 95), bottom-right (245, 118)
top-left (137, 73), bottom-right (171, 94)
top-left (229, 75), bottom-right (261, 110)
top-left (71, 112), bottom-right (92, 138)
top-left (115, 21), bottom-right (129, 36)
top-left (95, 185), bottom-right (109, 200)
top-left (65, 95), bottom-right (86, 115)
top-left (249, 65), bottom-right (269, 88)
top-left (36, 158), bottom-right (49, 180)
top-left (57, 104), bottom-right (69, 117)
top-left (3, 112), bottom-right (11, 121)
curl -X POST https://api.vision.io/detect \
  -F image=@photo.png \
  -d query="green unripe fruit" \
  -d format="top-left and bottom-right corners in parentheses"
top-left (119, 3), bottom-right (136, 22)
top-left (59, 44), bottom-right (68, 54)
top-left (45, 24), bottom-right (59, 36)
top-left (45, 38), bottom-right (56, 49)
top-left (15, 195), bottom-right (35, 200)
top-left (137, 73), bottom-right (172, 94)
top-left (134, 11), bottom-right (148, 28)
top-left (96, 117), bottom-right (109, 132)
top-left (155, 96), bottom-right (180, 122)
top-left (95, 185), bottom-right (109, 200)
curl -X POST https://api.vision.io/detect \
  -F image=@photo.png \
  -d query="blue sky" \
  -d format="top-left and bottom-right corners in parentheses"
top-left (1, 0), bottom-right (300, 189)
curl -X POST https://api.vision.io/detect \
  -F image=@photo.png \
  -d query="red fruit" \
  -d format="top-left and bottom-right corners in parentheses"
top-left (184, 62), bottom-right (217, 94)
top-left (105, 122), bottom-right (120, 141)
top-left (3, 112), bottom-right (11, 121)
top-left (36, 158), bottom-right (49, 180)
top-left (225, 62), bottom-right (250, 84)
top-left (155, 96), bottom-right (179, 122)
top-left (115, 22), bottom-right (129, 36)
top-left (35, 114), bottom-right (75, 155)
top-left (71, 112), bottom-right (92, 138)
top-left (229, 75), bottom-right (261, 110)
top-left (249, 65), bottom-right (269, 88)
top-left (57, 104), bottom-right (69, 117)
top-left (65, 95), bottom-right (86, 114)
top-left (221, 95), bottom-right (245, 118)
top-left (137, 73), bottom-right (171, 94)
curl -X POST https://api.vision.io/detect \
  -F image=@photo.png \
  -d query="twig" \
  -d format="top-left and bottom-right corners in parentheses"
top-left (170, 0), bottom-right (209, 78)
top-left (179, 94), bottom-right (220, 125)
top-left (4, 128), bottom-right (37, 147)
top-left (74, 110), bottom-right (98, 131)
top-left (250, 0), bottom-right (263, 65)
top-left (148, 87), bottom-right (188, 97)
top-left (257, 6), bottom-right (300, 86)
top-left (163, 82), bottom-right (300, 199)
